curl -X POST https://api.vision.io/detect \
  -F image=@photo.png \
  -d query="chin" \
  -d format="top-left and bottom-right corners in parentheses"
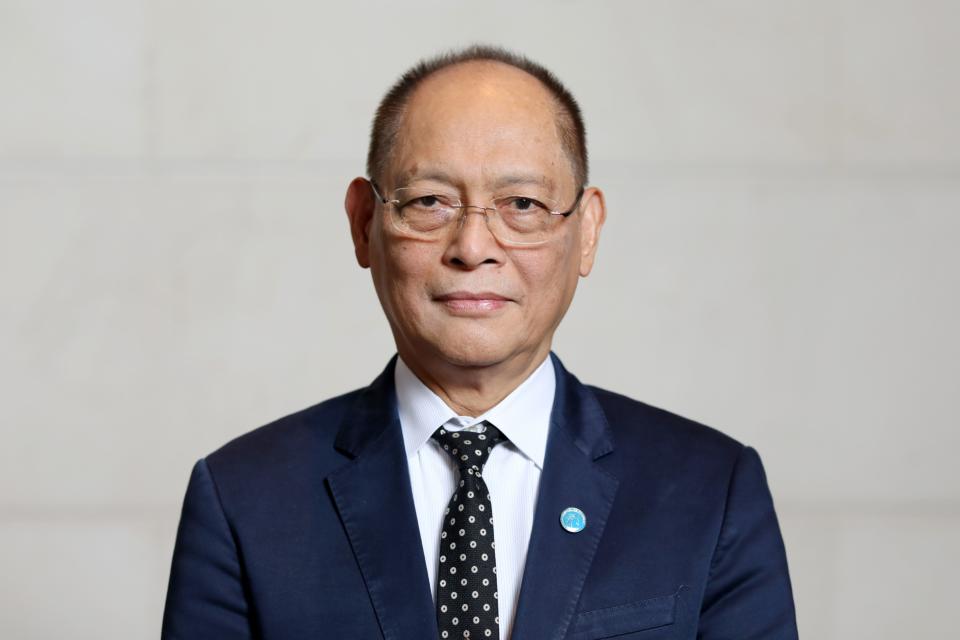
top-left (428, 328), bottom-right (519, 369)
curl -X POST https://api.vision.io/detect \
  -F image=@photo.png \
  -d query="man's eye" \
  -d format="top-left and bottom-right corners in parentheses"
top-left (509, 197), bottom-right (545, 212)
top-left (406, 195), bottom-right (448, 209)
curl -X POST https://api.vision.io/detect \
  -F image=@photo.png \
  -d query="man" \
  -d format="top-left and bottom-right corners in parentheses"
top-left (162, 46), bottom-right (798, 639)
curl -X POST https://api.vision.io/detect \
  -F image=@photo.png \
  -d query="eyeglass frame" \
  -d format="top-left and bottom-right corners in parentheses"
top-left (367, 178), bottom-right (585, 246)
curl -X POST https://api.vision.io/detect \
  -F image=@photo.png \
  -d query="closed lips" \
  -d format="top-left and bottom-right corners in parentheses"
top-left (435, 292), bottom-right (511, 301)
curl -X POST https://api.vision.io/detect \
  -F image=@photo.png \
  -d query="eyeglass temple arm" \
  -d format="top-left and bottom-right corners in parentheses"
top-left (368, 179), bottom-right (389, 204)
top-left (554, 186), bottom-right (586, 217)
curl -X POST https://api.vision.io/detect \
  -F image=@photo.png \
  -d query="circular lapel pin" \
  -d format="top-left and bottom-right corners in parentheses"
top-left (560, 507), bottom-right (586, 533)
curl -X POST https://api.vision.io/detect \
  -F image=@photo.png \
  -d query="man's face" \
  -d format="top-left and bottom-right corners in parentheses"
top-left (347, 61), bottom-right (605, 373)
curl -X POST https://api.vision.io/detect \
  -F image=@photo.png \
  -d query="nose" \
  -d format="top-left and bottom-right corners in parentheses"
top-left (441, 205), bottom-right (507, 269)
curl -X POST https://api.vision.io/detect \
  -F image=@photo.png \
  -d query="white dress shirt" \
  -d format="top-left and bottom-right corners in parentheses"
top-left (395, 354), bottom-right (555, 640)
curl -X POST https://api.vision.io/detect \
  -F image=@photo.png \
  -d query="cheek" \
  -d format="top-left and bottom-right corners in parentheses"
top-left (379, 242), bottom-right (434, 310)
top-left (513, 244), bottom-right (580, 313)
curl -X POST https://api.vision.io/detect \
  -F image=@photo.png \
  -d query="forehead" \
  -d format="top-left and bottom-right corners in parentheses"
top-left (388, 61), bottom-right (573, 189)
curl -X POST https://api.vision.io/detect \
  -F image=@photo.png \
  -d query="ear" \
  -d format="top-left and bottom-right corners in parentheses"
top-left (345, 177), bottom-right (377, 268)
top-left (576, 186), bottom-right (606, 277)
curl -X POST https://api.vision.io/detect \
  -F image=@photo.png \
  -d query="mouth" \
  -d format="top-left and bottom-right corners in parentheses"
top-left (434, 291), bottom-right (512, 315)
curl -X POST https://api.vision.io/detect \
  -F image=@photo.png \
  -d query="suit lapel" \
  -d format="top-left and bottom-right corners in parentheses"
top-left (326, 356), bottom-right (438, 640)
top-left (511, 353), bottom-right (620, 640)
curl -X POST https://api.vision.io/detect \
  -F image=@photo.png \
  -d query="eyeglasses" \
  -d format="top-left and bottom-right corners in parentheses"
top-left (369, 179), bottom-right (584, 246)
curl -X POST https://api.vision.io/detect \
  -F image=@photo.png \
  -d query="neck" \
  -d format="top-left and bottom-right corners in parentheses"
top-left (398, 344), bottom-right (552, 417)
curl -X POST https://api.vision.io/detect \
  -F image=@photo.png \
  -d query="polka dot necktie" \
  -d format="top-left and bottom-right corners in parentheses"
top-left (431, 421), bottom-right (505, 640)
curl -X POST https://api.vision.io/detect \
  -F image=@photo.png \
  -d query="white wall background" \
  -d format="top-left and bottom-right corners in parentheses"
top-left (1, 1), bottom-right (958, 637)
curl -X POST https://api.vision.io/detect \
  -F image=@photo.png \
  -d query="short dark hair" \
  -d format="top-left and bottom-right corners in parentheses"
top-left (366, 45), bottom-right (588, 188)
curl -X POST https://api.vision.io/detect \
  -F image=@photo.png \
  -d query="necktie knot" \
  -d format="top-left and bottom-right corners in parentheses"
top-left (431, 422), bottom-right (505, 473)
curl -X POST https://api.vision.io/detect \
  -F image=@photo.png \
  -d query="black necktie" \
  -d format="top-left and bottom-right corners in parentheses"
top-left (431, 422), bottom-right (506, 640)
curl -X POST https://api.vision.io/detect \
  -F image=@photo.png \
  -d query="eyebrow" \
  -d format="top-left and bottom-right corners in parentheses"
top-left (394, 169), bottom-right (556, 191)
top-left (395, 169), bottom-right (457, 187)
top-left (490, 174), bottom-right (555, 191)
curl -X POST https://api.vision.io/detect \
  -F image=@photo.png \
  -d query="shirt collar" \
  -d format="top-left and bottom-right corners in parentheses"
top-left (395, 354), bottom-right (555, 469)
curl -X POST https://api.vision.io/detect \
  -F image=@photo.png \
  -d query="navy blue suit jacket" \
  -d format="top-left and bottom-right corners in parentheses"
top-left (162, 353), bottom-right (798, 639)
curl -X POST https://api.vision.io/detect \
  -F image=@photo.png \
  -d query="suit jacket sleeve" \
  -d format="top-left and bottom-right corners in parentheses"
top-left (161, 459), bottom-right (253, 640)
top-left (698, 446), bottom-right (799, 639)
